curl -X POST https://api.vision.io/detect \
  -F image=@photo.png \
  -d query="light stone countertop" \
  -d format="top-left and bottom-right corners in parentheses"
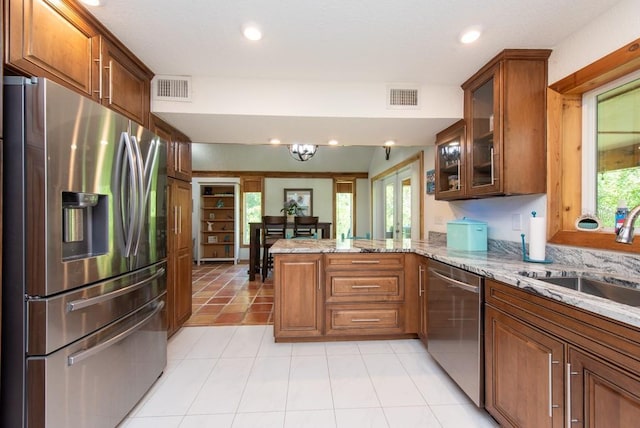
top-left (270, 238), bottom-right (640, 330)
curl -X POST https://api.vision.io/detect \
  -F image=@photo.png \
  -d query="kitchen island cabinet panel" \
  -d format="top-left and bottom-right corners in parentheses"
top-left (326, 272), bottom-right (403, 303)
top-left (274, 253), bottom-right (417, 341)
top-left (325, 303), bottom-right (404, 336)
top-left (274, 254), bottom-right (323, 339)
top-left (324, 253), bottom-right (404, 270)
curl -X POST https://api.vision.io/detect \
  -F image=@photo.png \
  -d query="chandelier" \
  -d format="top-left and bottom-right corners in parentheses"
top-left (288, 144), bottom-right (318, 161)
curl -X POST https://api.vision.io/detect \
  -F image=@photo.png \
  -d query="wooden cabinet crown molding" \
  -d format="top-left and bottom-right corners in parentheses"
top-left (547, 37), bottom-right (640, 254)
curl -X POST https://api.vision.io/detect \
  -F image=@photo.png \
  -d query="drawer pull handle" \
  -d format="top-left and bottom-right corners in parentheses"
top-left (351, 285), bottom-right (381, 289)
top-left (351, 260), bottom-right (380, 264)
top-left (351, 318), bottom-right (381, 322)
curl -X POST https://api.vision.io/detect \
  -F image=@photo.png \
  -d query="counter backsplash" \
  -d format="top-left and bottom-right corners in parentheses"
top-left (429, 231), bottom-right (640, 277)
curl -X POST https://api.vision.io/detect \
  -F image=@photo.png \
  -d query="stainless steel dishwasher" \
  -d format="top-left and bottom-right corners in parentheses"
top-left (426, 259), bottom-right (484, 406)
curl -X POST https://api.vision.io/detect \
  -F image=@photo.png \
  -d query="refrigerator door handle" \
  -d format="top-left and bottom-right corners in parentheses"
top-left (114, 131), bottom-right (138, 257)
top-left (129, 135), bottom-right (145, 256)
top-left (67, 300), bottom-right (165, 367)
top-left (66, 267), bottom-right (166, 312)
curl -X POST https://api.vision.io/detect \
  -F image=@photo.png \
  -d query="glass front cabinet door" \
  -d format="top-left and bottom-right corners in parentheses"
top-left (466, 64), bottom-right (501, 196)
top-left (435, 119), bottom-right (466, 200)
top-left (461, 49), bottom-right (550, 198)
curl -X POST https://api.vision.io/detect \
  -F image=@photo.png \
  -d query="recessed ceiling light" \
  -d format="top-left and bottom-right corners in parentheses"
top-left (460, 27), bottom-right (481, 44)
top-left (384, 140), bottom-right (396, 146)
top-left (242, 23), bottom-right (262, 41)
top-left (269, 138), bottom-right (281, 145)
top-left (328, 139), bottom-right (339, 146)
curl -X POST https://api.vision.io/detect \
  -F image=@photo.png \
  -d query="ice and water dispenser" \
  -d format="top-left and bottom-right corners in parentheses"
top-left (62, 191), bottom-right (108, 260)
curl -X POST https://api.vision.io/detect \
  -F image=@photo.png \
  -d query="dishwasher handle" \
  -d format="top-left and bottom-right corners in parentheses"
top-left (428, 268), bottom-right (480, 294)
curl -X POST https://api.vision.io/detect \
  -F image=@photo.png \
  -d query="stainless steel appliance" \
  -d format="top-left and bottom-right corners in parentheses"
top-left (426, 259), bottom-right (484, 406)
top-left (1, 77), bottom-right (168, 428)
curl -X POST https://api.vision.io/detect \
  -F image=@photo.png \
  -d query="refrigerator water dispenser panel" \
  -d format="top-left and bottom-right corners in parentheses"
top-left (62, 192), bottom-right (108, 260)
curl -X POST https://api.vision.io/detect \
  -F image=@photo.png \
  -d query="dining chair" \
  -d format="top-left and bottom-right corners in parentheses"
top-left (293, 216), bottom-right (319, 238)
top-left (261, 215), bottom-right (287, 282)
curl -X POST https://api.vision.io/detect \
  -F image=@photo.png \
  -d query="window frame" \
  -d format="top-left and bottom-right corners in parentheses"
top-left (240, 176), bottom-right (264, 247)
top-left (548, 37), bottom-right (640, 253)
top-left (333, 177), bottom-right (356, 239)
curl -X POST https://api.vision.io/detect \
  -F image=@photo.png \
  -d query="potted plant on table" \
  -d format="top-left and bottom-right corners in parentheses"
top-left (281, 199), bottom-right (303, 222)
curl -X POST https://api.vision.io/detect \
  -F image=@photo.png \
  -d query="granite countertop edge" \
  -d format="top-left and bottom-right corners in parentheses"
top-left (270, 238), bottom-right (640, 330)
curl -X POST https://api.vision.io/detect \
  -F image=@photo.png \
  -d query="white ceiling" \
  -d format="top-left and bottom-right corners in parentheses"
top-left (88, 0), bottom-right (622, 146)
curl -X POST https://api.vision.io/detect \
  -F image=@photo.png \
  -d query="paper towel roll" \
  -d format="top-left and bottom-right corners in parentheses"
top-left (529, 215), bottom-right (547, 261)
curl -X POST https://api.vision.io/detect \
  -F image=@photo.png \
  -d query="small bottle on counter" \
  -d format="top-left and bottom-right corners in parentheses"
top-left (615, 200), bottom-right (628, 233)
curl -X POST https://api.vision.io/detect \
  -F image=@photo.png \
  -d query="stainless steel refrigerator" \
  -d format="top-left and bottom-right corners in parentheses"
top-left (1, 77), bottom-right (168, 428)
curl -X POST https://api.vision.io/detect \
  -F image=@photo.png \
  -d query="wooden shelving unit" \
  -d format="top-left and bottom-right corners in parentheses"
top-left (198, 184), bottom-right (238, 264)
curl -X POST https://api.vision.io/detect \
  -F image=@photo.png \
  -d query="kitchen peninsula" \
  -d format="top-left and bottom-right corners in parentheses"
top-left (271, 237), bottom-right (640, 427)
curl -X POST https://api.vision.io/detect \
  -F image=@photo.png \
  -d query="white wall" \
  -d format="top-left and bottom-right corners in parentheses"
top-left (191, 143), bottom-right (376, 173)
top-left (155, 78), bottom-right (461, 120)
top-left (548, 0), bottom-right (640, 84)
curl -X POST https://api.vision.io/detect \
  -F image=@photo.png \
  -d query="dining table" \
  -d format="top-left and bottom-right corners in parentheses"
top-left (248, 221), bottom-right (332, 281)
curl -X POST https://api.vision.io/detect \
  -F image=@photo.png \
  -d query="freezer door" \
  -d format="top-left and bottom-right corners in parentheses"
top-left (25, 294), bottom-right (167, 428)
top-left (27, 261), bottom-right (166, 356)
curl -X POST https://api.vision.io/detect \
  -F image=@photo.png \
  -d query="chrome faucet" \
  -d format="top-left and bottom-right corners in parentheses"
top-left (616, 204), bottom-right (640, 244)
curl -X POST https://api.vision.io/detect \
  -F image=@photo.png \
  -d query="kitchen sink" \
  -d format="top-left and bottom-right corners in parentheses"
top-left (521, 274), bottom-right (640, 307)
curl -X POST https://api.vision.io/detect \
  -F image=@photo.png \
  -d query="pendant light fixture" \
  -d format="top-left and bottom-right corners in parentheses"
top-left (288, 144), bottom-right (317, 161)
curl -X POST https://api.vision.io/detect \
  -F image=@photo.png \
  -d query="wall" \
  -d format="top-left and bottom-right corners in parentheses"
top-left (191, 143), bottom-right (375, 173)
top-left (548, 0), bottom-right (640, 84)
top-left (155, 78), bottom-right (461, 120)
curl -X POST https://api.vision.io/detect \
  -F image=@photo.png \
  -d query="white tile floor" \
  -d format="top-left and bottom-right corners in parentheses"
top-left (119, 325), bottom-right (498, 428)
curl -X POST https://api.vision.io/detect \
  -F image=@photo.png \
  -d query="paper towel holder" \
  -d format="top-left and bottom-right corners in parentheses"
top-left (520, 233), bottom-right (552, 264)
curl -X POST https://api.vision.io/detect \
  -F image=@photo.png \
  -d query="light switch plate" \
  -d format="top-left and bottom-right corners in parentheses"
top-left (512, 213), bottom-right (522, 230)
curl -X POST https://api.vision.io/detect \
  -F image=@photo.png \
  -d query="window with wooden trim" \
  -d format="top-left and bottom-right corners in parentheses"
top-left (548, 37), bottom-right (640, 253)
top-left (334, 178), bottom-right (355, 239)
top-left (241, 177), bottom-right (263, 246)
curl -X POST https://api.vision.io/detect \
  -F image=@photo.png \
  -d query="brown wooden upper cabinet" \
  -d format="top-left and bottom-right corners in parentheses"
top-left (150, 114), bottom-right (192, 181)
top-left (95, 37), bottom-right (152, 127)
top-left (435, 119), bottom-right (466, 200)
top-left (436, 49), bottom-right (551, 200)
top-left (6, 0), bottom-right (153, 127)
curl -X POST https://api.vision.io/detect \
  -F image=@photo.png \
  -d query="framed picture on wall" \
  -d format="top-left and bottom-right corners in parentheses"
top-left (426, 169), bottom-right (436, 194)
top-left (284, 188), bottom-right (313, 216)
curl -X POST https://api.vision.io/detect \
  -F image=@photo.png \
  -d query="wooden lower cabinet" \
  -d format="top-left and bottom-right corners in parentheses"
top-left (325, 303), bottom-right (404, 336)
top-left (417, 256), bottom-right (428, 346)
top-left (167, 178), bottom-right (193, 336)
top-left (485, 305), bottom-right (565, 428)
top-left (274, 254), bottom-right (323, 339)
top-left (485, 279), bottom-right (640, 428)
top-left (274, 253), bottom-right (417, 341)
top-left (568, 347), bottom-right (640, 427)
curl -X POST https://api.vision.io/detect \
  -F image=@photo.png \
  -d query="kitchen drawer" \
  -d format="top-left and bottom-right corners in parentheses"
top-left (324, 253), bottom-right (404, 270)
top-left (325, 304), bottom-right (404, 336)
top-left (326, 272), bottom-right (404, 302)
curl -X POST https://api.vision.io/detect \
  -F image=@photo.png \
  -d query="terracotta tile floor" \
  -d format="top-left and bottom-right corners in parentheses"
top-left (184, 262), bottom-right (274, 326)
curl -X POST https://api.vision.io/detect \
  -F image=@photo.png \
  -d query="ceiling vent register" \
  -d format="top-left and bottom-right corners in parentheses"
top-left (153, 76), bottom-right (192, 102)
top-left (387, 86), bottom-right (419, 109)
